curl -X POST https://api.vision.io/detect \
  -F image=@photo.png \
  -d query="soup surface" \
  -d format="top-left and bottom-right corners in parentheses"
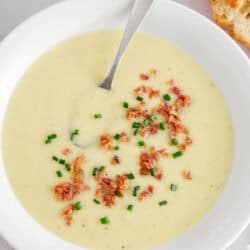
top-left (2, 31), bottom-right (233, 250)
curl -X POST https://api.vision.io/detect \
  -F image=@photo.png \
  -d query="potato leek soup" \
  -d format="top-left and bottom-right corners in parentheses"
top-left (2, 31), bottom-right (233, 250)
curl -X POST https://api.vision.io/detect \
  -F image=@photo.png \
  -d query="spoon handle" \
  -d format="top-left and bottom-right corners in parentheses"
top-left (99, 0), bottom-right (154, 90)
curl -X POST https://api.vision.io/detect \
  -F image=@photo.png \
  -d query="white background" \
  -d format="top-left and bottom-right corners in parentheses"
top-left (0, 0), bottom-right (249, 249)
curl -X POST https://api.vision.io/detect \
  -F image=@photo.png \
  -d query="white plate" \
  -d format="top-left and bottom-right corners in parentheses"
top-left (0, 0), bottom-right (250, 249)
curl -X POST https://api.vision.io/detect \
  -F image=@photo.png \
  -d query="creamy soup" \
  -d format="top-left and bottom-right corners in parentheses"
top-left (2, 31), bottom-right (233, 250)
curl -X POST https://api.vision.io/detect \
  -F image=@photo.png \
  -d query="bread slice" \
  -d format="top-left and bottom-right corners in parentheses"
top-left (211, 0), bottom-right (250, 49)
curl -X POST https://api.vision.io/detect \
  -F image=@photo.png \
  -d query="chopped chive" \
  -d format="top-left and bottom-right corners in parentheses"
top-left (94, 113), bottom-right (102, 119)
top-left (150, 168), bottom-right (156, 176)
top-left (92, 167), bottom-right (99, 176)
top-left (74, 201), bottom-right (82, 210)
top-left (159, 200), bottom-right (168, 206)
top-left (59, 159), bottom-right (65, 165)
top-left (93, 199), bottom-right (100, 204)
top-left (45, 139), bottom-right (51, 144)
top-left (136, 96), bottom-right (144, 101)
top-left (132, 122), bottom-right (141, 129)
top-left (133, 128), bottom-right (139, 136)
top-left (52, 156), bottom-right (59, 162)
top-left (159, 123), bottom-right (166, 130)
top-left (133, 185), bottom-right (141, 197)
top-left (99, 166), bottom-right (105, 172)
top-left (114, 134), bottom-right (121, 140)
top-left (123, 102), bottom-right (129, 108)
top-left (143, 119), bottom-right (150, 127)
top-left (70, 129), bottom-right (79, 141)
top-left (127, 173), bottom-right (135, 180)
top-left (172, 151), bottom-right (183, 158)
top-left (127, 204), bottom-right (134, 211)
top-left (171, 138), bottom-right (179, 146)
top-left (48, 134), bottom-right (57, 140)
top-left (114, 145), bottom-right (120, 151)
top-left (56, 170), bottom-right (63, 177)
top-left (100, 216), bottom-right (110, 224)
top-left (137, 140), bottom-right (145, 147)
top-left (170, 184), bottom-right (178, 192)
top-left (163, 94), bottom-right (171, 101)
top-left (45, 133), bottom-right (57, 144)
top-left (65, 163), bottom-right (71, 171)
top-left (115, 191), bottom-right (122, 197)
top-left (150, 115), bottom-right (157, 121)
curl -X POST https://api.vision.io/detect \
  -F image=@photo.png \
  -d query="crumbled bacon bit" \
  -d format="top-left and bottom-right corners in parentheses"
top-left (119, 132), bottom-right (130, 142)
top-left (139, 123), bottom-right (159, 137)
top-left (166, 79), bottom-right (174, 85)
top-left (116, 175), bottom-right (129, 196)
top-left (71, 155), bottom-right (85, 182)
top-left (155, 173), bottom-right (163, 181)
top-left (54, 155), bottom-right (88, 201)
top-left (62, 148), bottom-right (71, 156)
top-left (134, 85), bottom-right (160, 99)
top-left (149, 89), bottom-right (160, 98)
top-left (54, 182), bottom-right (79, 201)
top-left (111, 155), bottom-right (120, 165)
top-left (176, 95), bottom-right (191, 107)
top-left (127, 102), bottom-right (147, 120)
top-left (171, 86), bottom-right (181, 96)
top-left (183, 170), bottom-right (192, 180)
top-left (140, 73), bottom-right (149, 81)
top-left (63, 204), bottom-right (75, 226)
top-left (138, 185), bottom-right (154, 200)
top-left (100, 134), bottom-right (113, 150)
top-left (95, 174), bottom-right (130, 207)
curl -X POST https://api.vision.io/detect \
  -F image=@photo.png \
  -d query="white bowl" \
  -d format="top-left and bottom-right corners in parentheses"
top-left (0, 0), bottom-right (250, 249)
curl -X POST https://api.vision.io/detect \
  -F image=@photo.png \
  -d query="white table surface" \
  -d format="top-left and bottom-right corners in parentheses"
top-left (0, 1), bottom-right (249, 249)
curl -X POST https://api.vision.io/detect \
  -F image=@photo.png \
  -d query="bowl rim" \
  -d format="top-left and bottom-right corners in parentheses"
top-left (0, 0), bottom-right (250, 250)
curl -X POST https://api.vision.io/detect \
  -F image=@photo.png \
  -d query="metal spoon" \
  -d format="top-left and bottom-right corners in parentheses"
top-left (99, 0), bottom-right (155, 90)
top-left (71, 0), bottom-right (154, 148)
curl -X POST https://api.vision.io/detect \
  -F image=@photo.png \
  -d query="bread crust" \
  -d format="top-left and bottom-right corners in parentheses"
top-left (211, 0), bottom-right (250, 49)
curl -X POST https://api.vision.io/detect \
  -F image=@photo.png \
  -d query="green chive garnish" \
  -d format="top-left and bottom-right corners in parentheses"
top-left (94, 113), bottom-right (102, 119)
top-left (123, 102), bottom-right (129, 108)
top-left (170, 184), bottom-right (178, 191)
top-left (114, 134), bottom-right (121, 140)
top-left (65, 164), bottom-right (71, 171)
top-left (52, 156), bottom-right (58, 162)
top-left (171, 138), bottom-right (179, 145)
top-left (143, 119), bottom-right (150, 127)
top-left (159, 123), bottom-right (166, 130)
top-left (136, 96), bottom-right (144, 101)
top-left (150, 168), bottom-right (156, 176)
top-left (133, 186), bottom-right (141, 197)
top-left (132, 122), bottom-right (141, 128)
top-left (127, 173), bottom-right (135, 180)
top-left (163, 94), bottom-right (171, 101)
top-left (100, 216), bottom-right (110, 224)
top-left (74, 201), bottom-right (82, 210)
top-left (92, 167), bottom-right (99, 176)
top-left (115, 191), bottom-right (122, 197)
top-left (114, 145), bottom-right (120, 151)
top-left (93, 199), bottom-right (100, 204)
top-left (133, 128), bottom-right (139, 136)
top-left (172, 151), bottom-right (183, 158)
top-left (127, 204), bottom-right (134, 211)
top-left (45, 133), bottom-right (57, 144)
top-left (59, 159), bottom-right (65, 165)
top-left (70, 129), bottom-right (79, 141)
top-left (150, 115), bottom-right (157, 121)
top-left (56, 170), bottom-right (63, 177)
top-left (159, 200), bottom-right (168, 206)
top-left (138, 140), bottom-right (145, 147)
top-left (99, 166), bottom-right (105, 172)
